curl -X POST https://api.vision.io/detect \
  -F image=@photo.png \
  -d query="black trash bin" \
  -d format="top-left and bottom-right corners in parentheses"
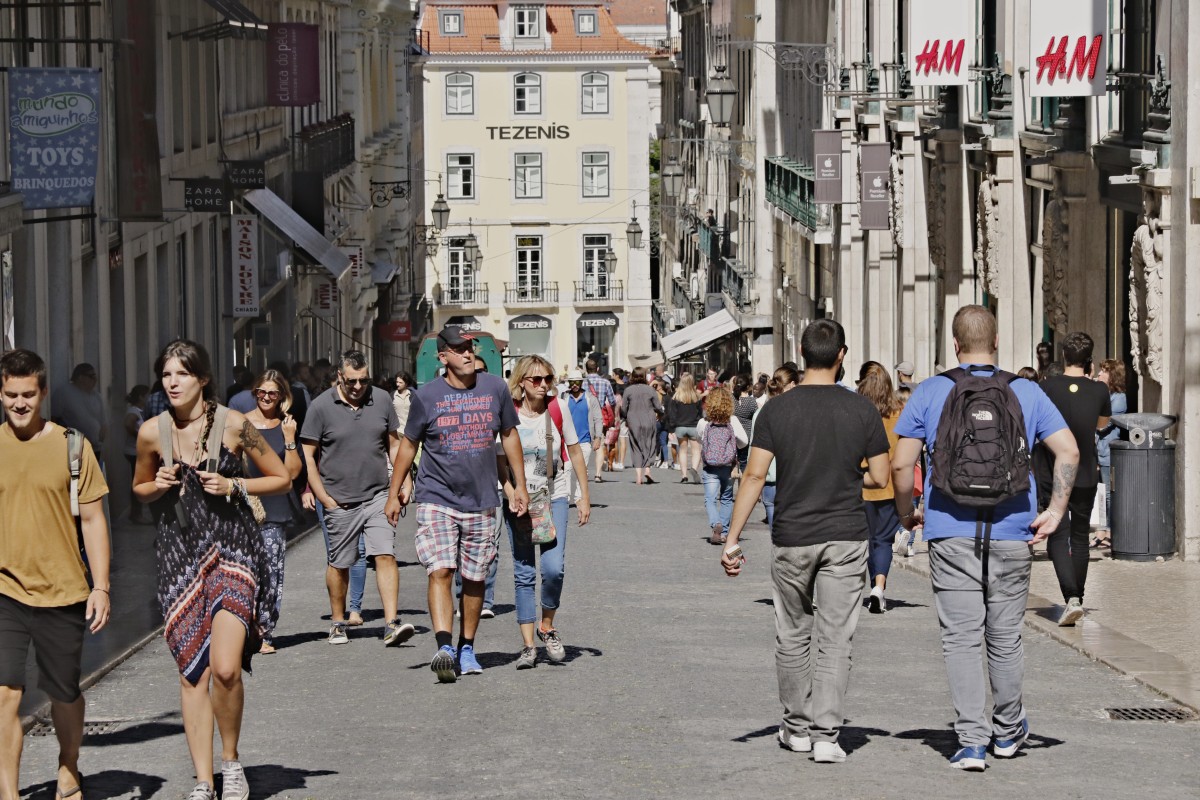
top-left (1109, 413), bottom-right (1177, 561)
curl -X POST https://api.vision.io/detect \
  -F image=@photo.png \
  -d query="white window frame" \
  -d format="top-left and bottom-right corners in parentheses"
top-left (445, 72), bottom-right (474, 115)
top-left (516, 236), bottom-right (543, 295)
top-left (447, 153), bottom-right (475, 199)
top-left (513, 7), bottom-right (541, 38)
top-left (514, 152), bottom-right (543, 199)
top-left (582, 152), bottom-right (610, 198)
top-left (583, 234), bottom-right (610, 297)
top-left (440, 10), bottom-right (464, 36)
top-left (574, 10), bottom-right (598, 35)
top-left (514, 72), bottom-right (542, 115)
top-left (447, 243), bottom-right (475, 301)
top-left (581, 72), bottom-right (609, 114)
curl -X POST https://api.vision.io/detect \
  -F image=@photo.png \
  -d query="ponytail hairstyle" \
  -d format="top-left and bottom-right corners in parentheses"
top-left (767, 364), bottom-right (801, 396)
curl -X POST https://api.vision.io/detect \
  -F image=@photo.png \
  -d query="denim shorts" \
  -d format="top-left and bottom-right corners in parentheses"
top-left (674, 426), bottom-right (699, 440)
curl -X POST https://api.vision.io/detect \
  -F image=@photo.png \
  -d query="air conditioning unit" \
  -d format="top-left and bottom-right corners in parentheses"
top-left (672, 262), bottom-right (683, 280)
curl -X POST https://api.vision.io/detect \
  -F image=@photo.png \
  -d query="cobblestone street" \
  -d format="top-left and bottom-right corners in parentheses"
top-left (16, 478), bottom-right (1200, 799)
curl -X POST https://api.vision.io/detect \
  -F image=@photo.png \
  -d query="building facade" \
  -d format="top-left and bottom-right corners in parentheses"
top-left (415, 0), bottom-right (654, 373)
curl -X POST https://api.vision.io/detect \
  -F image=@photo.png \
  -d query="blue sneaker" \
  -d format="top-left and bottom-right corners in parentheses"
top-left (993, 718), bottom-right (1029, 758)
top-left (457, 644), bottom-right (483, 675)
top-left (949, 745), bottom-right (987, 771)
top-left (430, 645), bottom-right (457, 683)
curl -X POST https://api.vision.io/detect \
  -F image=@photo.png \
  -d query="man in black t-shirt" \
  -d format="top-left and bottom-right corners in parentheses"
top-left (1037, 332), bottom-right (1111, 625)
top-left (720, 320), bottom-right (890, 764)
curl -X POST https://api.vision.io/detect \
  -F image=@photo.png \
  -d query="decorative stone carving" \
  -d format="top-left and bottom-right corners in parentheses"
top-left (925, 160), bottom-right (946, 271)
top-left (889, 152), bottom-right (905, 248)
top-left (1129, 193), bottom-right (1165, 383)
top-left (973, 176), bottom-right (999, 295)
top-left (1042, 173), bottom-right (1069, 336)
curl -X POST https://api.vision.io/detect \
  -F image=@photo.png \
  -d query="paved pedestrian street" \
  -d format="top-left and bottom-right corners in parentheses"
top-left (17, 479), bottom-right (1200, 799)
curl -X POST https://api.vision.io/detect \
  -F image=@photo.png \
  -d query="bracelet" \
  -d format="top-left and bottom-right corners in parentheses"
top-left (92, 587), bottom-right (109, 595)
top-left (1046, 508), bottom-right (1062, 521)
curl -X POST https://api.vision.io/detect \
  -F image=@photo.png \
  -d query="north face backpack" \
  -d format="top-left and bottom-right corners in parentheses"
top-left (701, 423), bottom-right (737, 467)
top-left (930, 366), bottom-right (1031, 508)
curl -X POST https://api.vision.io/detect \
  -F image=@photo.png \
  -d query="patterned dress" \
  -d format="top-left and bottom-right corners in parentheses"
top-left (153, 445), bottom-right (268, 685)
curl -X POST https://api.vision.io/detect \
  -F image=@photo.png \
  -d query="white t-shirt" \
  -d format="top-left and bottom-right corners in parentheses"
top-left (515, 405), bottom-right (579, 500)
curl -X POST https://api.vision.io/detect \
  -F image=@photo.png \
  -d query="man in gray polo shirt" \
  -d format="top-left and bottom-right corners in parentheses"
top-left (301, 349), bottom-right (415, 647)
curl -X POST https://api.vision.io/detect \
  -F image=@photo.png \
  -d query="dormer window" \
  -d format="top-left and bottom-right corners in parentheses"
top-left (440, 10), bottom-right (463, 36)
top-left (514, 73), bottom-right (542, 114)
top-left (514, 7), bottom-right (541, 38)
top-left (574, 11), bottom-right (597, 35)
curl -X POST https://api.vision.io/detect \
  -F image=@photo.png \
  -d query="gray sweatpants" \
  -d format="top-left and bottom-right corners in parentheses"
top-left (928, 536), bottom-right (1031, 748)
top-left (771, 540), bottom-right (868, 744)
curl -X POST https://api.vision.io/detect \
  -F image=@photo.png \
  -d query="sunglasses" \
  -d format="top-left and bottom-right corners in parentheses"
top-left (254, 389), bottom-right (281, 399)
top-left (342, 377), bottom-right (371, 386)
top-left (523, 375), bottom-right (554, 386)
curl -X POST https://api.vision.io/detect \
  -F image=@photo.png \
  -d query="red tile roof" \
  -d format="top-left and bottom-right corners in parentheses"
top-left (419, 4), bottom-right (654, 55)
top-left (607, 0), bottom-right (668, 27)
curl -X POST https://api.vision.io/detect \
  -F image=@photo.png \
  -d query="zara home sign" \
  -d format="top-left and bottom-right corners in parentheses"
top-left (907, 0), bottom-right (973, 86)
top-left (1029, 0), bottom-right (1107, 97)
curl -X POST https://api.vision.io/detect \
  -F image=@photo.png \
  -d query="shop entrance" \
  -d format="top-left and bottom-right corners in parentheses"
top-left (577, 312), bottom-right (618, 373)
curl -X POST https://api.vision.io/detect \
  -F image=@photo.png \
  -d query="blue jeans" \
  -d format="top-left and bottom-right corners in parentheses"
top-left (658, 422), bottom-right (670, 464)
top-left (317, 503), bottom-right (366, 613)
top-left (455, 507), bottom-right (501, 609)
top-left (864, 499), bottom-right (900, 583)
top-left (762, 482), bottom-right (777, 528)
top-left (701, 465), bottom-right (734, 529)
top-left (504, 497), bottom-right (568, 626)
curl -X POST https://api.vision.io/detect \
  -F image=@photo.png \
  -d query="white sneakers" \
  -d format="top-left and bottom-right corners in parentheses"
top-left (867, 585), bottom-right (886, 614)
top-left (1058, 597), bottom-right (1084, 626)
top-left (812, 741), bottom-right (847, 763)
top-left (777, 726), bottom-right (811, 752)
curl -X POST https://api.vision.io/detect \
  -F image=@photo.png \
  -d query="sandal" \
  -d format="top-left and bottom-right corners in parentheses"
top-left (644, 476), bottom-right (657, 485)
top-left (259, 640), bottom-right (277, 655)
top-left (593, 475), bottom-right (606, 483)
top-left (57, 785), bottom-right (82, 799)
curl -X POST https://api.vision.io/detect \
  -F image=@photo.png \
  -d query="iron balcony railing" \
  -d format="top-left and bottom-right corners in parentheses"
top-left (722, 258), bottom-right (753, 310)
top-left (573, 280), bottom-right (623, 303)
top-left (296, 114), bottom-right (355, 179)
top-left (652, 300), bottom-right (669, 336)
top-left (504, 281), bottom-right (558, 304)
top-left (436, 283), bottom-right (488, 306)
top-left (765, 156), bottom-right (822, 230)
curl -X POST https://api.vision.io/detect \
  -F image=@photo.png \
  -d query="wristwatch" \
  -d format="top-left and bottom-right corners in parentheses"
top-left (284, 442), bottom-right (297, 451)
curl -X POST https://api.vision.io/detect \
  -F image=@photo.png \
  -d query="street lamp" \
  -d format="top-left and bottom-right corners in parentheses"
top-left (662, 158), bottom-right (684, 198)
top-left (605, 248), bottom-right (618, 272)
top-left (705, 65), bottom-right (737, 127)
top-left (430, 193), bottom-right (451, 230)
top-left (625, 208), bottom-right (643, 250)
top-left (463, 232), bottom-right (479, 263)
top-left (474, 250), bottom-right (484, 270)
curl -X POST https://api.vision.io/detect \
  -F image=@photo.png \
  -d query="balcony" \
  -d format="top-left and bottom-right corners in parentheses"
top-left (722, 258), bottom-right (753, 310)
top-left (436, 283), bottom-right (488, 307)
top-left (504, 282), bottom-right (559, 305)
top-left (652, 300), bottom-right (669, 337)
top-left (573, 280), bottom-right (623, 304)
top-left (697, 222), bottom-right (722, 263)
top-left (671, 275), bottom-right (691, 312)
top-left (765, 156), bottom-right (823, 230)
top-left (296, 114), bottom-right (355, 179)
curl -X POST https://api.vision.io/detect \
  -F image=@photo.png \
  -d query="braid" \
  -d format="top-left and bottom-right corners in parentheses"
top-left (199, 399), bottom-right (217, 460)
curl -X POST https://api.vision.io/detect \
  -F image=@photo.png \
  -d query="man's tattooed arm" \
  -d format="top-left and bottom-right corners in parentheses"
top-left (239, 419), bottom-right (268, 456)
top-left (1051, 461), bottom-right (1077, 506)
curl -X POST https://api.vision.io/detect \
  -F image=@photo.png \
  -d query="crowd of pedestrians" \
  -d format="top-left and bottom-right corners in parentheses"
top-left (0, 308), bottom-right (1139, 797)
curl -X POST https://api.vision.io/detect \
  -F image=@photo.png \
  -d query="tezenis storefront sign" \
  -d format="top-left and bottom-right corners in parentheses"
top-left (486, 124), bottom-right (570, 141)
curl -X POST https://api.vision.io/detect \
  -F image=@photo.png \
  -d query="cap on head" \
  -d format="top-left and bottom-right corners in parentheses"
top-left (436, 325), bottom-right (474, 352)
top-left (567, 369), bottom-right (584, 382)
top-left (895, 361), bottom-right (915, 376)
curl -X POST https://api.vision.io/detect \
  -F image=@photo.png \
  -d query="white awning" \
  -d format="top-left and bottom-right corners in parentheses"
top-left (242, 188), bottom-right (350, 280)
top-left (661, 309), bottom-right (739, 361)
top-left (371, 260), bottom-right (399, 285)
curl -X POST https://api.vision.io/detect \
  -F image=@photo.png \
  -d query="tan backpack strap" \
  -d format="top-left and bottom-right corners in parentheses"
top-left (157, 412), bottom-right (174, 468)
top-left (205, 404), bottom-right (229, 471)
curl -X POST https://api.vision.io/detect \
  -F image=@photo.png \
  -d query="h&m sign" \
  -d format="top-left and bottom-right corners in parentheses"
top-left (1029, 0), bottom-right (1107, 97)
top-left (906, 0), bottom-right (973, 86)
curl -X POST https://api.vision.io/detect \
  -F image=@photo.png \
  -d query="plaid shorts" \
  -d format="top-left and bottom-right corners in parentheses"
top-left (414, 503), bottom-right (499, 582)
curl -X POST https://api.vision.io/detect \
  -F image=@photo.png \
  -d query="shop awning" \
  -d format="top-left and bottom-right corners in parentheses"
top-left (371, 260), bottom-right (399, 285)
top-left (661, 309), bottom-right (739, 361)
top-left (242, 188), bottom-right (350, 280)
top-left (577, 311), bottom-right (618, 329)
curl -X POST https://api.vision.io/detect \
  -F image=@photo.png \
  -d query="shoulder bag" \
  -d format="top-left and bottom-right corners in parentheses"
top-left (511, 410), bottom-right (557, 545)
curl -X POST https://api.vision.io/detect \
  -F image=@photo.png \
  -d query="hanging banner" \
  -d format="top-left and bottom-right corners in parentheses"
top-left (907, 0), bottom-right (973, 86)
top-left (378, 320), bottom-right (412, 342)
top-left (231, 215), bottom-right (260, 317)
top-left (184, 178), bottom-right (227, 212)
top-left (813, 130), bottom-right (843, 204)
top-left (1029, 0), bottom-right (1107, 97)
top-left (313, 279), bottom-right (339, 317)
top-left (112, 0), bottom-right (163, 219)
top-left (266, 23), bottom-right (321, 107)
top-left (6, 68), bottom-right (101, 210)
top-left (859, 143), bottom-right (891, 231)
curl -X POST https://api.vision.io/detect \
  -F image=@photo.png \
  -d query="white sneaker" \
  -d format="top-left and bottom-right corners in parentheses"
top-left (777, 726), bottom-right (812, 752)
top-left (221, 760), bottom-right (250, 800)
top-left (613, 463), bottom-right (626, 471)
top-left (1058, 597), bottom-right (1084, 626)
top-left (867, 585), bottom-right (886, 614)
top-left (893, 530), bottom-right (910, 555)
top-left (812, 741), bottom-right (847, 763)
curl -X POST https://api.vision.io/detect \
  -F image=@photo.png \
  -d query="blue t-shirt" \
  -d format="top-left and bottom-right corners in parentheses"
top-left (567, 394), bottom-right (591, 443)
top-left (894, 364), bottom-right (1067, 542)
top-left (404, 373), bottom-right (518, 512)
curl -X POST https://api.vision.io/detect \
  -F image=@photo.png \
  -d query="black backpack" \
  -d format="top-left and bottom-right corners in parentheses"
top-left (931, 366), bottom-right (1031, 509)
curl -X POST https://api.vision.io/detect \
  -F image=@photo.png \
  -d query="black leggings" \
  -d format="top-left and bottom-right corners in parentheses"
top-left (1047, 485), bottom-right (1097, 601)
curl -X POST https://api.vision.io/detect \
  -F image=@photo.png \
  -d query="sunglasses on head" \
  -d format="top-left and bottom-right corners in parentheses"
top-left (342, 377), bottom-right (371, 386)
top-left (523, 375), bottom-right (554, 386)
top-left (254, 389), bottom-right (281, 399)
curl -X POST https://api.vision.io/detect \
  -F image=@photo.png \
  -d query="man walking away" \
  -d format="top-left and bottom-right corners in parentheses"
top-left (891, 305), bottom-right (1079, 771)
top-left (53, 362), bottom-right (108, 468)
top-left (300, 350), bottom-right (413, 648)
top-left (0, 349), bottom-right (111, 799)
top-left (563, 370), bottom-right (600, 502)
top-left (386, 326), bottom-right (529, 682)
top-left (584, 359), bottom-right (615, 480)
top-left (720, 320), bottom-right (891, 764)
top-left (1036, 331), bottom-right (1110, 625)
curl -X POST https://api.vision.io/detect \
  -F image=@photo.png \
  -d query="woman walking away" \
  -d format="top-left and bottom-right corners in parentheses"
top-left (732, 375), bottom-right (759, 473)
top-left (753, 365), bottom-right (801, 527)
top-left (132, 340), bottom-right (291, 800)
top-left (698, 387), bottom-right (747, 544)
top-left (620, 367), bottom-right (664, 485)
top-left (857, 362), bottom-right (903, 613)
top-left (244, 369), bottom-right (304, 654)
top-left (1093, 359), bottom-right (1127, 549)
top-left (652, 379), bottom-right (671, 468)
top-left (500, 356), bottom-right (591, 669)
top-left (124, 384), bottom-right (151, 523)
top-left (666, 373), bottom-right (703, 483)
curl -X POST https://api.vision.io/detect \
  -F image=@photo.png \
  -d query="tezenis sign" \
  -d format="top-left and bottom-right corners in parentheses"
top-left (486, 124), bottom-right (570, 141)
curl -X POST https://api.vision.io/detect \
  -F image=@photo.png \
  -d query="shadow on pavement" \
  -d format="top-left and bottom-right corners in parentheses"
top-left (557, 645), bottom-right (602, 664)
top-left (21, 770), bottom-right (166, 800)
top-left (732, 724), bottom-right (777, 743)
top-left (839, 725), bottom-right (891, 755)
top-left (879, 598), bottom-right (928, 610)
top-left (893, 726), bottom-right (960, 758)
top-left (85, 720), bottom-right (185, 748)
top-left (269, 630), bottom-right (329, 650)
top-left (240, 765), bottom-right (337, 799)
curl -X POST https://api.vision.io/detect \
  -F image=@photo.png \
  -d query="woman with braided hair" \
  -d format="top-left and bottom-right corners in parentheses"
top-left (133, 340), bottom-right (290, 800)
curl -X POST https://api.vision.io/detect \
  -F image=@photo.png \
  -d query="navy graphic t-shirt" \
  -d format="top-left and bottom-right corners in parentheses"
top-left (405, 373), bottom-right (518, 512)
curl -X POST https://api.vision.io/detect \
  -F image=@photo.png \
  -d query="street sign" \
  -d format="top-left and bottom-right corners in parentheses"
top-left (231, 215), bottom-right (260, 317)
top-left (184, 178), bottom-right (226, 212)
top-left (226, 161), bottom-right (266, 190)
